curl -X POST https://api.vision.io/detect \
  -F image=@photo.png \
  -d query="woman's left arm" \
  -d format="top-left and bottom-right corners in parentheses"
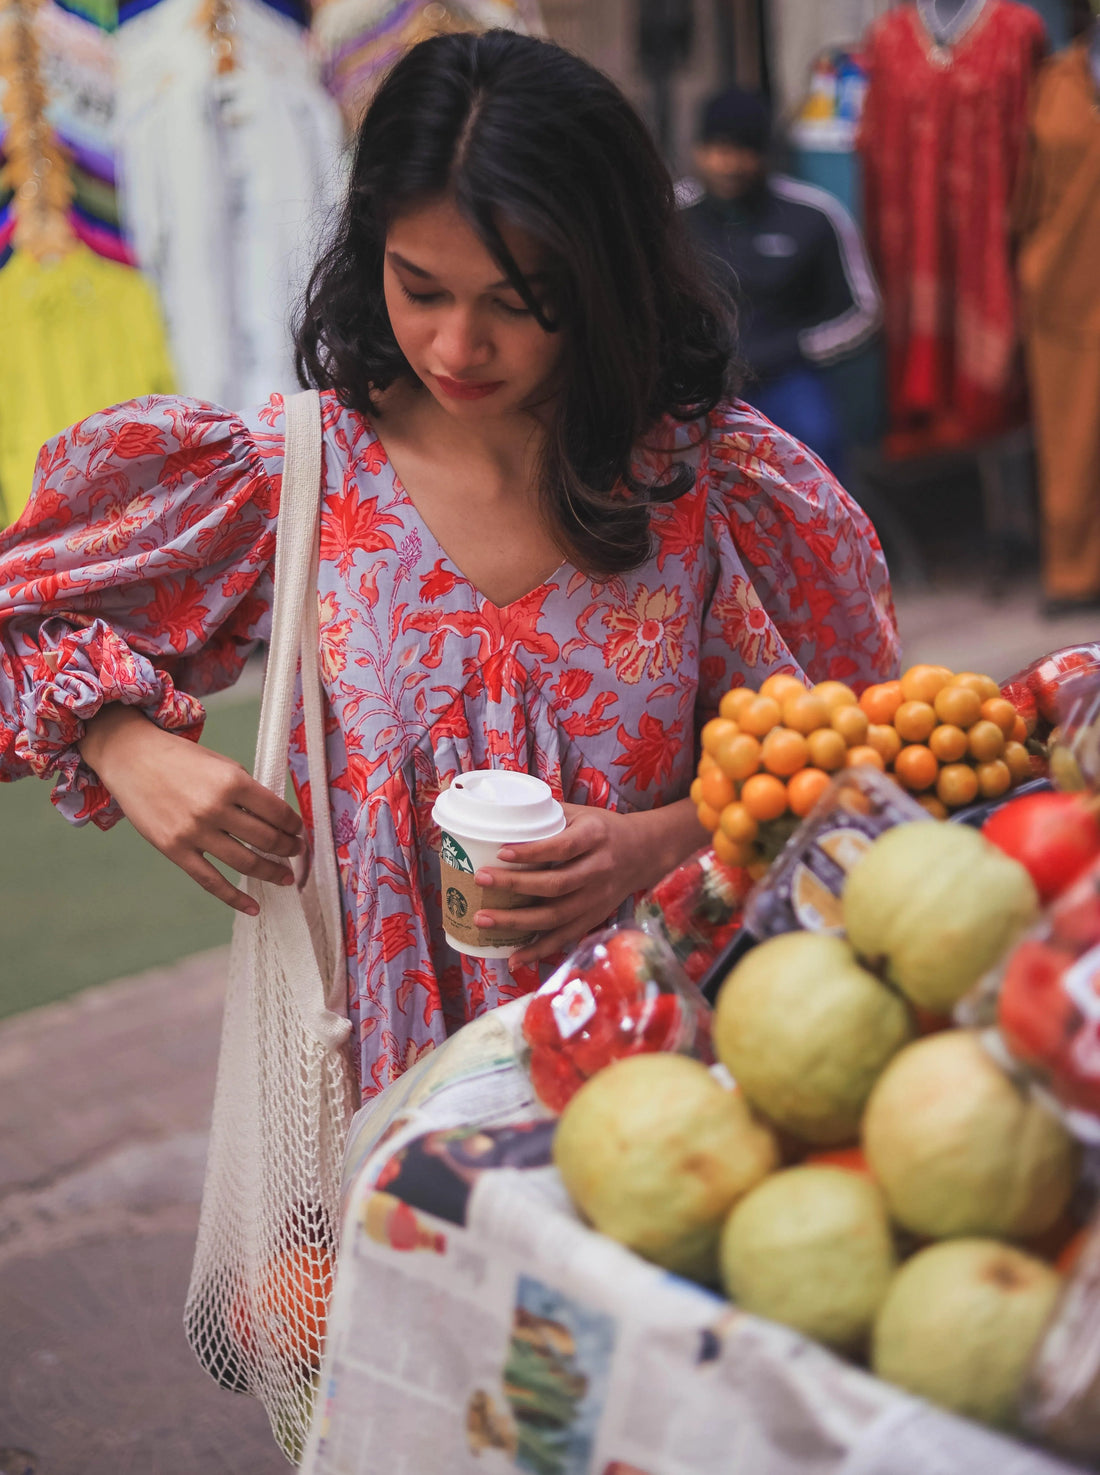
top-left (474, 799), bottom-right (709, 968)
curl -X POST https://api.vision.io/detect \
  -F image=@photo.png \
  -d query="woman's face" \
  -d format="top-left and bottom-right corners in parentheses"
top-left (383, 195), bottom-right (565, 421)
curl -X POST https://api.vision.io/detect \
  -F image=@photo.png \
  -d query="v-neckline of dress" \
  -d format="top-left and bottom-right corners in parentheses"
top-left (384, 457), bottom-right (573, 617)
top-left (912, 0), bottom-right (993, 65)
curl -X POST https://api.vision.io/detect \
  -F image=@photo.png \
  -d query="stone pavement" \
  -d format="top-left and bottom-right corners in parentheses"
top-left (0, 580), bottom-right (1096, 1473)
top-left (0, 951), bottom-right (287, 1474)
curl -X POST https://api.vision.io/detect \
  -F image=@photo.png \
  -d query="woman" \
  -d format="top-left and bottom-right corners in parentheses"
top-left (0, 31), bottom-right (899, 1097)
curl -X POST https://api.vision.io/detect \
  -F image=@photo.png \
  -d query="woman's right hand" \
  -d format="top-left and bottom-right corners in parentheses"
top-left (79, 705), bottom-right (303, 915)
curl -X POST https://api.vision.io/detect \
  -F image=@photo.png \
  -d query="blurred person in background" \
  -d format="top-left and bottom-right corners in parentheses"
top-left (681, 86), bottom-right (882, 477)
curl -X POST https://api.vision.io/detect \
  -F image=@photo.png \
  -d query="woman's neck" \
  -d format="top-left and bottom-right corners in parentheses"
top-left (379, 378), bottom-right (547, 491)
top-left (917, 0), bottom-right (988, 45)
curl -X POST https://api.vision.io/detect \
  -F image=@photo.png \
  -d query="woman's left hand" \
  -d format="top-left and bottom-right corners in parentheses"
top-left (473, 799), bottom-right (706, 969)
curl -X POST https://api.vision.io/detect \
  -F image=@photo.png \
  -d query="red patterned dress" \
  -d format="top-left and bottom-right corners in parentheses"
top-left (858, 0), bottom-right (1046, 450)
top-left (0, 391), bottom-right (898, 1097)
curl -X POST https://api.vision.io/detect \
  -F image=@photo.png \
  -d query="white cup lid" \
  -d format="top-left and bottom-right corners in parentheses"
top-left (432, 769), bottom-right (566, 843)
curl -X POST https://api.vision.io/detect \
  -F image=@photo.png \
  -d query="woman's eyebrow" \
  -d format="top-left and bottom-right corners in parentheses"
top-left (387, 251), bottom-right (435, 278)
top-left (387, 250), bottom-right (549, 293)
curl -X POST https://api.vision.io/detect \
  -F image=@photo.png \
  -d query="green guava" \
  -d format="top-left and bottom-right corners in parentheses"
top-left (872, 1238), bottom-right (1062, 1428)
top-left (842, 821), bottom-right (1039, 1012)
top-left (712, 931), bottom-right (913, 1145)
top-left (552, 1053), bottom-right (777, 1283)
top-left (720, 1165), bottom-right (897, 1352)
top-left (862, 1029), bottom-right (1079, 1240)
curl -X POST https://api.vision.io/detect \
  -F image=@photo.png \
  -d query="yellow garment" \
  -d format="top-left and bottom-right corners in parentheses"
top-left (0, 244), bottom-right (177, 525)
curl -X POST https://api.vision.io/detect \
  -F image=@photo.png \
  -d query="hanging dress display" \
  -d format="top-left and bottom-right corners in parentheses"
top-left (114, 0), bottom-right (346, 410)
top-left (1015, 37), bottom-right (1100, 606)
top-left (0, 0), bottom-right (175, 524)
top-left (857, 0), bottom-right (1046, 452)
top-left (1, 0), bottom-right (137, 266)
top-left (310, 0), bottom-right (543, 129)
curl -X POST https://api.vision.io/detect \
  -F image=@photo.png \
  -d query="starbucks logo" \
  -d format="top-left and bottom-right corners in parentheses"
top-left (446, 887), bottom-right (469, 920)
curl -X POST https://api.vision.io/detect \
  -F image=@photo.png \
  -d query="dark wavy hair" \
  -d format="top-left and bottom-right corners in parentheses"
top-left (294, 29), bottom-right (739, 578)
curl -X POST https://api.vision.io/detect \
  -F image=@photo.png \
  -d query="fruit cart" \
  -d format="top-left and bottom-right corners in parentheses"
top-left (297, 1001), bottom-right (1084, 1475)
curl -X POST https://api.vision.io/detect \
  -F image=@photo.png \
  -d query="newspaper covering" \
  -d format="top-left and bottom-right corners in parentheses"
top-left (299, 1001), bottom-right (1086, 1475)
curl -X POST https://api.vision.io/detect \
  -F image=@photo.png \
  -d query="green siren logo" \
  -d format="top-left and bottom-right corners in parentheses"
top-left (441, 833), bottom-right (475, 874)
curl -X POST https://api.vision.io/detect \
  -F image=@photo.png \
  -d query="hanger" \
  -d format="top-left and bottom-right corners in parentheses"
top-left (0, 0), bottom-right (77, 264)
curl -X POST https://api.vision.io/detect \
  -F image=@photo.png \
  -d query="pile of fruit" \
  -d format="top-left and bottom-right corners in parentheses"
top-left (551, 819), bottom-right (1091, 1434)
top-left (692, 665), bottom-right (1037, 867)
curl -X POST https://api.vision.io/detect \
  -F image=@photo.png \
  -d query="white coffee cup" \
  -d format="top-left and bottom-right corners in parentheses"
top-left (432, 769), bottom-right (567, 959)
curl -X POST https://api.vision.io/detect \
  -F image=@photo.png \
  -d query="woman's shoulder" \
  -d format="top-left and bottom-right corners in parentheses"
top-left (701, 398), bottom-right (843, 508)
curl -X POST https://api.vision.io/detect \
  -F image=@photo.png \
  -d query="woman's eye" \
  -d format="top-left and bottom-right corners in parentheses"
top-left (494, 299), bottom-right (533, 318)
top-left (399, 284), bottom-right (442, 305)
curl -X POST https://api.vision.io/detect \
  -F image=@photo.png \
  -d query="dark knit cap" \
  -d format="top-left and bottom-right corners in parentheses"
top-left (697, 87), bottom-right (771, 151)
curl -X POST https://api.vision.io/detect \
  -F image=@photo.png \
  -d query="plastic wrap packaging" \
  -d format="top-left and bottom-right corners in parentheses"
top-left (1023, 1192), bottom-right (1100, 1465)
top-left (1000, 644), bottom-right (1100, 779)
top-left (961, 855), bottom-right (1100, 1145)
top-left (519, 924), bottom-right (714, 1114)
top-left (741, 765), bottom-right (930, 942)
top-left (1048, 672), bottom-right (1100, 795)
top-left (635, 845), bottom-right (755, 983)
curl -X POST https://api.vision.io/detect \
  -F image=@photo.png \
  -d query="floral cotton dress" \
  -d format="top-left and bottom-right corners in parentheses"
top-left (0, 390), bottom-right (899, 1097)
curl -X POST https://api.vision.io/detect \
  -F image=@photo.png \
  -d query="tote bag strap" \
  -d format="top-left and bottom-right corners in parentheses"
top-left (254, 387), bottom-right (346, 1017)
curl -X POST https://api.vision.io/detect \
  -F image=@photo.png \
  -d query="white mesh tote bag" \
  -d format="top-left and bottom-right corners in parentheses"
top-left (184, 388), bottom-right (358, 1461)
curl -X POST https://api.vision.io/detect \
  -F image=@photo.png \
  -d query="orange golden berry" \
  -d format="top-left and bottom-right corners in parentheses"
top-left (719, 801), bottom-right (759, 844)
top-left (787, 767), bottom-right (832, 816)
top-left (719, 687), bottom-right (756, 722)
top-left (740, 696), bottom-right (783, 737)
top-left (928, 723), bottom-right (969, 764)
top-left (980, 697), bottom-right (1018, 737)
top-left (716, 731), bottom-right (763, 782)
top-left (713, 831), bottom-right (757, 868)
top-left (690, 778), bottom-right (704, 806)
top-left (759, 672), bottom-right (807, 704)
top-left (700, 769), bottom-right (736, 811)
top-left (1003, 740), bottom-right (1032, 784)
top-left (917, 795), bottom-right (950, 820)
top-left (866, 723), bottom-right (903, 766)
top-left (859, 680), bottom-right (904, 724)
top-left (894, 700), bottom-right (937, 744)
top-left (900, 665), bottom-right (952, 704)
top-left (976, 758), bottom-right (1012, 799)
top-left (950, 671), bottom-right (1000, 702)
top-left (740, 773), bottom-right (789, 822)
top-left (932, 685), bottom-right (982, 729)
top-left (936, 762), bottom-right (979, 808)
top-left (701, 717), bottom-right (738, 755)
top-left (845, 744), bottom-right (886, 772)
top-left (894, 744), bottom-right (939, 791)
top-left (811, 680), bottom-right (858, 711)
top-left (806, 727), bottom-right (848, 771)
top-left (1011, 714), bottom-right (1029, 744)
top-left (831, 704), bottom-right (870, 746)
top-left (761, 726), bottom-right (810, 778)
top-left (968, 720), bottom-right (1005, 763)
top-left (782, 692), bottom-right (830, 734)
top-left (697, 801), bottom-right (721, 832)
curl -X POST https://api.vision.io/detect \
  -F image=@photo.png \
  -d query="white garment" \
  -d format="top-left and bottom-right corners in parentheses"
top-left (115, 0), bottom-right (347, 411)
top-left (767, 0), bottom-right (893, 116)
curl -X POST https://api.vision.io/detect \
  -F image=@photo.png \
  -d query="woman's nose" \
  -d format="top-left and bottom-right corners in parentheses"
top-left (434, 307), bottom-right (491, 372)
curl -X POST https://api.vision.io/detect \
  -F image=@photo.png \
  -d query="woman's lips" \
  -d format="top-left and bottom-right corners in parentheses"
top-left (433, 375), bottom-right (505, 400)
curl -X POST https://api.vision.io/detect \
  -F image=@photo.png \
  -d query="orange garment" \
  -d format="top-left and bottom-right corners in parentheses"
top-left (1016, 41), bottom-right (1100, 601)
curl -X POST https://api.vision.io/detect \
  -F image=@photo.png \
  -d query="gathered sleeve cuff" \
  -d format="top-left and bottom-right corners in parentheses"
top-left (0, 392), bottom-right (287, 826)
top-left (697, 401), bottom-right (900, 721)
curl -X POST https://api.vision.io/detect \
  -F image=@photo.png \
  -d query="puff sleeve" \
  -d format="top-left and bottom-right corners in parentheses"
top-left (698, 402), bottom-right (900, 718)
top-left (0, 394), bottom-right (284, 826)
